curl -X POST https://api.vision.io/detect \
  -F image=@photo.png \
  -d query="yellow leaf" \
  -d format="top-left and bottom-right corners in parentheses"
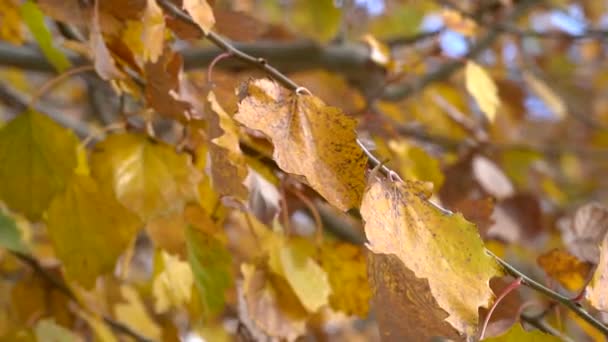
top-left (207, 91), bottom-right (248, 199)
top-left (537, 248), bottom-right (591, 291)
top-left (0, 111), bottom-right (78, 221)
top-left (235, 79), bottom-right (367, 211)
top-left (483, 323), bottom-right (560, 341)
top-left (186, 225), bottom-right (232, 317)
top-left (586, 233), bottom-right (608, 312)
top-left (388, 139), bottom-right (444, 189)
top-left (183, 0), bottom-right (215, 33)
top-left (0, 0), bottom-right (24, 44)
top-left (240, 263), bottom-right (307, 341)
top-left (465, 61), bottom-right (500, 122)
top-left (522, 72), bottom-right (566, 120)
top-left (277, 238), bottom-right (331, 313)
top-left (46, 175), bottom-right (141, 288)
top-left (142, 0), bottom-right (165, 63)
top-left (34, 319), bottom-right (79, 342)
top-left (90, 133), bottom-right (201, 221)
top-left (114, 285), bottom-right (162, 340)
top-left (361, 177), bottom-right (501, 336)
top-left (76, 309), bottom-right (117, 342)
top-left (318, 241), bottom-right (370, 317)
top-left (153, 250), bottom-right (193, 313)
top-left (442, 9), bottom-right (477, 37)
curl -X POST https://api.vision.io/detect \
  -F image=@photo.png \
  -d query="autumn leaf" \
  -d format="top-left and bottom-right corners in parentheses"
top-left (0, 0), bottom-right (23, 44)
top-left (0, 111), bottom-right (78, 221)
top-left (46, 174), bottom-right (141, 287)
top-left (388, 139), bottom-right (444, 189)
top-left (368, 253), bottom-right (462, 341)
top-left (183, 0), bottom-right (215, 33)
top-left (483, 323), bottom-right (560, 341)
top-left (153, 251), bottom-right (193, 313)
top-left (465, 61), bottom-right (500, 122)
top-left (522, 72), bottom-right (566, 120)
top-left (235, 78), bottom-right (367, 211)
top-left (34, 319), bottom-right (79, 342)
top-left (586, 234), bottom-right (608, 312)
top-left (186, 224), bottom-right (232, 317)
top-left (207, 91), bottom-right (248, 200)
top-left (239, 263), bottom-right (307, 342)
top-left (90, 0), bottom-right (121, 80)
top-left (0, 211), bottom-right (28, 253)
top-left (361, 177), bottom-right (501, 336)
top-left (318, 241), bottom-right (370, 317)
top-left (141, 0), bottom-right (165, 63)
top-left (537, 248), bottom-right (592, 291)
top-left (114, 285), bottom-right (162, 340)
top-left (557, 202), bottom-right (608, 263)
top-left (90, 133), bottom-right (201, 221)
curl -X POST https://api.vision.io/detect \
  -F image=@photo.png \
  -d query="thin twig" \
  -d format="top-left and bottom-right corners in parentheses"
top-left (13, 252), bottom-right (156, 342)
top-left (29, 65), bottom-right (95, 107)
top-left (488, 250), bottom-right (608, 336)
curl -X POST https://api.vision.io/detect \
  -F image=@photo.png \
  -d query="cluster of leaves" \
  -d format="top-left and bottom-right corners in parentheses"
top-left (0, 0), bottom-right (608, 341)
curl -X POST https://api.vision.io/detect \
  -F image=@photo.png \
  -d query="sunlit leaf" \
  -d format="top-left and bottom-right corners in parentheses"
top-left (114, 285), bottom-right (162, 340)
top-left (537, 248), bottom-right (591, 291)
top-left (182, 0), bottom-right (215, 34)
top-left (186, 224), bottom-right (232, 317)
top-left (46, 175), bottom-right (141, 287)
top-left (142, 0), bottom-right (165, 63)
top-left (90, 133), bottom-right (201, 221)
top-left (20, 0), bottom-right (71, 72)
top-left (34, 319), bottom-right (79, 342)
top-left (465, 61), bottom-right (500, 122)
top-left (153, 250), bottom-right (194, 313)
top-left (235, 79), bottom-right (367, 211)
top-left (0, 111), bottom-right (78, 221)
top-left (388, 139), bottom-right (444, 189)
top-left (361, 177), bottom-right (501, 336)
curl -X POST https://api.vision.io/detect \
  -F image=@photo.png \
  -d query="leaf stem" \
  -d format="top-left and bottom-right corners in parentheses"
top-left (487, 250), bottom-right (608, 336)
top-left (479, 277), bottom-right (522, 340)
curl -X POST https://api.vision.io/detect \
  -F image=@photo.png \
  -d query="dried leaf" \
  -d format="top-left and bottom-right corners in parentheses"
top-left (207, 91), bottom-right (248, 199)
top-left (183, 0), bottom-right (215, 33)
top-left (0, 111), bottom-right (78, 221)
top-left (361, 177), bottom-right (501, 336)
top-left (318, 241), bottom-right (370, 317)
top-left (557, 202), bottom-right (608, 263)
top-left (186, 224), bottom-right (232, 317)
top-left (90, 133), bottom-right (201, 221)
top-left (20, 0), bottom-right (71, 72)
top-left (153, 251), bottom-right (194, 313)
top-left (114, 285), bottom-right (162, 340)
top-left (465, 61), bottom-right (500, 122)
top-left (239, 263), bottom-right (307, 342)
top-left (235, 79), bottom-right (367, 211)
top-left (586, 234), bottom-right (608, 311)
top-left (142, 0), bottom-right (165, 63)
top-left (472, 155), bottom-right (514, 200)
top-left (368, 253), bottom-right (462, 341)
top-left (537, 248), bottom-right (592, 291)
top-left (90, 1), bottom-right (122, 80)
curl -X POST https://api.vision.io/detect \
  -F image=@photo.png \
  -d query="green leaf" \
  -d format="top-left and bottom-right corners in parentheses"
top-left (0, 111), bottom-right (78, 221)
top-left (0, 211), bottom-right (28, 253)
top-left (46, 175), bottom-right (141, 288)
top-left (20, 0), bottom-right (71, 72)
top-left (186, 225), bottom-right (232, 317)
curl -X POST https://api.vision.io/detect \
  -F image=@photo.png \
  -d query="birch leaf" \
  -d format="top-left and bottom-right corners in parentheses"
top-left (465, 61), bottom-right (500, 122)
top-left (183, 0), bottom-right (215, 33)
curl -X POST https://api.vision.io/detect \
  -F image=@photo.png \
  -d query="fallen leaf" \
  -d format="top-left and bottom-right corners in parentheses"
top-left (239, 263), bottom-right (307, 342)
top-left (368, 253), bottom-right (462, 341)
top-left (186, 224), bottom-right (232, 317)
top-left (20, 0), bottom-right (71, 72)
top-left (142, 0), bottom-right (165, 63)
top-left (114, 285), bottom-right (162, 340)
top-left (361, 177), bottom-right (501, 336)
top-left (91, 133), bottom-right (201, 221)
top-left (537, 248), bottom-right (592, 291)
top-left (183, 0), bottom-right (215, 34)
top-left (557, 202), bottom-right (608, 263)
top-left (207, 91), bottom-right (248, 200)
top-left (0, 111), bottom-right (78, 221)
top-left (235, 79), bottom-right (367, 211)
top-left (318, 241), bottom-right (370, 317)
top-left (46, 174), bottom-right (141, 287)
top-left (153, 250), bottom-right (194, 313)
top-left (483, 322), bottom-right (560, 341)
top-left (0, 211), bottom-right (28, 253)
top-left (465, 61), bottom-right (500, 122)
top-left (586, 234), bottom-right (608, 312)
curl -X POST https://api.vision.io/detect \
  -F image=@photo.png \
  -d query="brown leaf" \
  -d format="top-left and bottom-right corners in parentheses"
top-left (90, 1), bottom-right (122, 80)
top-left (586, 234), bottom-right (608, 311)
top-left (537, 248), bottom-right (592, 291)
top-left (144, 49), bottom-right (192, 122)
top-left (361, 177), bottom-right (501, 336)
top-left (472, 155), bottom-right (514, 200)
top-left (487, 193), bottom-right (544, 243)
top-left (557, 202), bottom-right (608, 263)
top-left (478, 278), bottom-right (523, 338)
top-left (235, 79), bottom-right (367, 211)
top-left (368, 253), bottom-right (463, 341)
